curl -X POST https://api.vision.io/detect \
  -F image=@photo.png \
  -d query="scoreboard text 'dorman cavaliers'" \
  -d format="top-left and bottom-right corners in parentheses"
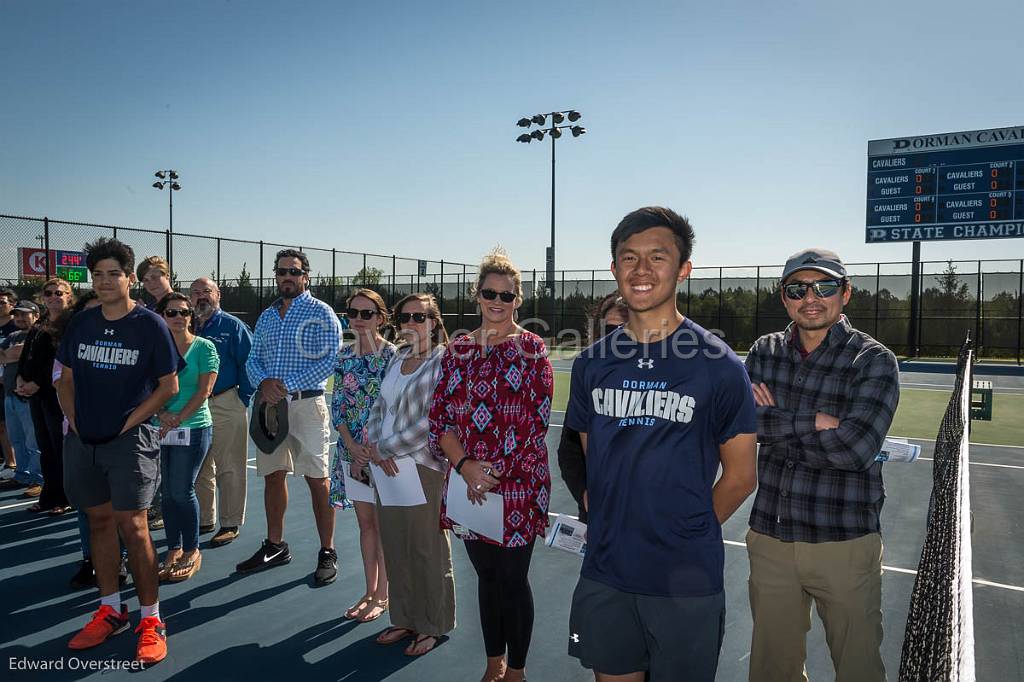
top-left (866, 125), bottom-right (1024, 243)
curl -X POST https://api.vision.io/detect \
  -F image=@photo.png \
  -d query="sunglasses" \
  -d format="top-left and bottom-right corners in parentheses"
top-left (480, 289), bottom-right (516, 303)
top-left (346, 307), bottom-right (378, 320)
top-left (782, 279), bottom-right (844, 301)
top-left (163, 309), bottom-right (193, 318)
top-left (275, 267), bottom-right (306, 277)
top-left (397, 312), bottom-right (430, 324)
top-left (43, 290), bottom-right (67, 298)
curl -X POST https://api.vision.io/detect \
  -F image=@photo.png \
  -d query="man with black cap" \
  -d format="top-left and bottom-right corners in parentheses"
top-left (238, 249), bottom-right (342, 585)
top-left (743, 248), bottom-right (899, 682)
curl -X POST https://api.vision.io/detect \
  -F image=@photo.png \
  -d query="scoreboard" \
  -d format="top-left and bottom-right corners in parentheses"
top-left (866, 125), bottom-right (1024, 243)
top-left (54, 250), bottom-right (89, 283)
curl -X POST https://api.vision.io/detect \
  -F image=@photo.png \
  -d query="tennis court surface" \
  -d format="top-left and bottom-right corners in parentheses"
top-left (2, 367), bottom-right (1022, 680)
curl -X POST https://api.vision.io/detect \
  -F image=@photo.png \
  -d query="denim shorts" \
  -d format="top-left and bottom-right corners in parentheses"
top-left (63, 423), bottom-right (161, 512)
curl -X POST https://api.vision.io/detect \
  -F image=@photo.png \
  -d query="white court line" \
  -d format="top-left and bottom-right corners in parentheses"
top-left (918, 457), bottom-right (1024, 471)
top-left (723, 540), bottom-right (1024, 593)
top-left (0, 499), bottom-right (36, 511)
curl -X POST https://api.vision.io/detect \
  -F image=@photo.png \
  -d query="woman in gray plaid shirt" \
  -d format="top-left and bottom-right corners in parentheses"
top-left (360, 293), bottom-right (454, 656)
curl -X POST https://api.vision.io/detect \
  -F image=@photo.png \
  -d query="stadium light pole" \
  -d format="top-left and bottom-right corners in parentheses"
top-left (152, 169), bottom-right (181, 273)
top-left (515, 110), bottom-right (585, 302)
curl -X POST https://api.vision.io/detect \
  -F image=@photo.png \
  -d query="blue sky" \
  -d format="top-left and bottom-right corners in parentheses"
top-left (2, 0), bottom-right (1023, 278)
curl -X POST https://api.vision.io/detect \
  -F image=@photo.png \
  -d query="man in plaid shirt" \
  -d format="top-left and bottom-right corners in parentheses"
top-left (237, 249), bottom-right (342, 585)
top-left (744, 248), bottom-right (899, 682)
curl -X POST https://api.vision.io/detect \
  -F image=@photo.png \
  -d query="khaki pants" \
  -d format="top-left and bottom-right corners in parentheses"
top-left (196, 390), bottom-right (249, 528)
top-left (747, 529), bottom-right (885, 682)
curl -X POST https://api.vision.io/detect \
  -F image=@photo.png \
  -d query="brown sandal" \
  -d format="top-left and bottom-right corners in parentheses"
top-left (168, 552), bottom-right (202, 582)
top-left (358, 597), bottom-right (388, 623)
top-left (404, 634), bottom-right (439, 656)
top-left (345, 594), bottom-right (373, 619)
top-left (375, 626), bottom-right (415, 645)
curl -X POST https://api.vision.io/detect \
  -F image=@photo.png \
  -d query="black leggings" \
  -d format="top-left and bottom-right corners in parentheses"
top-left (464, 538), bottom-right (536, 670)
top-left (31, 390), bottom-right (68, 510)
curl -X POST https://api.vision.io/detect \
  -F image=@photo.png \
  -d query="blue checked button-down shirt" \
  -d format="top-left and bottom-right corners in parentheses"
top-left (744, 315), bottom-right (900, 543)
top-left (197, 308), bottom-right (255, 406)
top-left (246, 290), bottom-right (342, 394)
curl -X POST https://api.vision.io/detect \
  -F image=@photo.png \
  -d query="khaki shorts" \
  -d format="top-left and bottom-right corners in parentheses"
top-left (255, 394), bottom-right (331, 479)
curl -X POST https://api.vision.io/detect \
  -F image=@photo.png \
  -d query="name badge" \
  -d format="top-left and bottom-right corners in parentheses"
top-left (160, 428), bottom-right (190, 446)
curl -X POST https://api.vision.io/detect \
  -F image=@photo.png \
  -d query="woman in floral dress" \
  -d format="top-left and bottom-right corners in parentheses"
top-left (429, 250), bottom-right (553, 682)
top-left (330, 288), bottom-right (395, 622)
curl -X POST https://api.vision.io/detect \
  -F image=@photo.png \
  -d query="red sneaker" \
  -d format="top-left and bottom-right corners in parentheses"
top-left (68, 604), bottom-right (130, 650)
top-left (135, 616), bottom-right (168, 664)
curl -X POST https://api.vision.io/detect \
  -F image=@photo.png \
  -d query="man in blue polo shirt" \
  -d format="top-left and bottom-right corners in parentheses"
top-left (190, 277), bottom-right (254, 547)
top-left (565, 207), bottom-right (758, 681)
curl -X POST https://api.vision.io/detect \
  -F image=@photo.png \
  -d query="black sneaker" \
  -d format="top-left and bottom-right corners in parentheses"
top-left (314, 547), bottom-right (338, 585)
top-left (118, 554), bottom-right (130, 587)
top-left (69, 559), bottom-right (96, 590)
top-left (236, 539), bottom-right (291, 574)
top-left (211, 526), bottom-right (240, 547)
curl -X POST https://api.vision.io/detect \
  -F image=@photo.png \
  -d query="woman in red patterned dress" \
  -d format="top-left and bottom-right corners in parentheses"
top-left (429, 249), bottom-right (553, 682)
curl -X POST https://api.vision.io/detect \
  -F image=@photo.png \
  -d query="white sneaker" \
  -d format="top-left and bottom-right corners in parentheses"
top-left (0, 467), bottom-right (16, 481)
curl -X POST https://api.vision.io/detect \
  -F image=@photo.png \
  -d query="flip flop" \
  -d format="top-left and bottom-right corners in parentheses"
top-left (375, 626), bottom-right (415, 645)
top-left (404, 634), bottom-right (439, 656)
top-left (159, 552), bottom-right (184, 581)
top-left (48, 505), bottom-right (72, 516)
top-left (169, 553), bottom-right (202, 582)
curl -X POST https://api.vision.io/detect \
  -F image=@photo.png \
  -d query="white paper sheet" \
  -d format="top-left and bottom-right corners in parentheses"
top-left (160, 428), bottom-right (190, 446)
top-left (445, 472), bottom-right (504, 543)
top-left (875, 437), bottom-right (922, 463)
top-left (370, 459), bottom-right (427, 506)
top-left (343, 465), bottom-right (377, 504)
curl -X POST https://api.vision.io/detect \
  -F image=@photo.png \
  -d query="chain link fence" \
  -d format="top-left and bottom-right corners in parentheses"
top-left (2, 213), bottom-right (1022, 361)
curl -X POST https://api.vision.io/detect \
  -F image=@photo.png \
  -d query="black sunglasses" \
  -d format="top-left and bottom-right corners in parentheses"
top-left (397, 312), bottom-right (430, 324)
top-left (275, 267), bottom-right (306, 277)
top-left (346, 307), bottom-right (378, 320)
top-left (782, 279), bottom-right (844, 301)
top-left (163, 309), bottom-right (193, 318)
top-left (43, 289), bottom-right (67, 298)
top-left (480, 289), bottom-right (516, 303)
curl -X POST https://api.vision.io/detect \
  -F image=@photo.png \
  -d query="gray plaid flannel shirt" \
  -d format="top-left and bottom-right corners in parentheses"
top-left (744, 315), bottom-right (900, 543)
top-left (365, 345), bottom-right (446, 467)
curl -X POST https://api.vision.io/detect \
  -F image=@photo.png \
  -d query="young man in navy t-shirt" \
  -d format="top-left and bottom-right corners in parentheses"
top-left (56, 238), bottom-right (182, 665)
top-left (565, 207), bottom-right (758, 681)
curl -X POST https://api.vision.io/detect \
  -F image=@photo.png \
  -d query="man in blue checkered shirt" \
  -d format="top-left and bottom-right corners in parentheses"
top-left (237, 249), bottom-right (342, 585)
top-left (743, 248), bottom-right (899, 682)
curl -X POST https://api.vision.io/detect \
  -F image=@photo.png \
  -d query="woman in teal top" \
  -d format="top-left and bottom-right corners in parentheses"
top-left (155, 293), bottom-right (219, 583)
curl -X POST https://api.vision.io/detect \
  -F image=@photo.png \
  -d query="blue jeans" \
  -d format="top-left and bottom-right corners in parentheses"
top-left (6, 395), bottom-right (42, 486)
top-left (160, 426), bottom-right (212, 552)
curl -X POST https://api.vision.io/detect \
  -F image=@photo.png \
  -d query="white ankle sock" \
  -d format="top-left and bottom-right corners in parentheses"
top-left (140, 601), bottom-right (160, 621)
top-left (100, 592), bottom-right (120, 611)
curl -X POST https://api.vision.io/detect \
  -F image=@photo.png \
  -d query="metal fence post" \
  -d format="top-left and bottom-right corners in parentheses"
top-left (391, 255), bottom-right (396, 303)
top-left (754, 266), bottom-right (760, 340)
top-left (331, 248), bottom-right (337, 308)
top-left (216, 238), bottom-right (222, 283)
top-left (1017, 259), bottom-right (1023, 365)
top-left (976, 261), bottom-right (983, 356)
top-left (440, 259), bottom-right (445, 313)
top-left (874, 262), bottom-right (881, 338)
top-left (591, 269), bottom-right (596, 301)
top-left (718, 267), bottom-right (724, 333)
top-left (43, 217), bottom-right (51, 278)
top-left (166, 230), bottom-right (172, 280)
top-left (258, 240), bottom-right (264, 309)
top-left (533, 269), bottom-right (539, 321)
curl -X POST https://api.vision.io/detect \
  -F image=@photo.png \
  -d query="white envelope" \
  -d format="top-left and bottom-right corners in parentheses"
top-left (370, 459), bottom-right (427, 507)
top-left (160, 428), bottom-right (190, 446)
top-left (445, 472), bottom-right (504, 543)
top-left (343, 465), bottom-right (377, 504)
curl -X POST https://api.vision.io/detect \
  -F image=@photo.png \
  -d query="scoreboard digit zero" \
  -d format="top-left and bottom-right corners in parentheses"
top-left (866, 125), bottom-right (1024, 243)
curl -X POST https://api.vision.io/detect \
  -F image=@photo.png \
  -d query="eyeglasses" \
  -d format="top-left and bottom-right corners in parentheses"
top-left (397, 312), bottom-right (430, 324)
top-left (43, 290), bottom-right (67, 298)
top-left (346, 307), bottom-right (378, 320)
top-left (163, 309), bottom-right (193, 318)
top-left (480, 289), bottom-right (516, 303)
top-left (190, 288), bottom-right (215, 296)
top-left (275, 267), bottom-right (306, 277)
top-left (782, 279), bottom-right (844, 301)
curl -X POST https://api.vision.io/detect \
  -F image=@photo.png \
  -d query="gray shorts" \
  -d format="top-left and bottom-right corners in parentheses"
top-left (63, 424), bottom-right (161, 512)
top-left (568, 576), bottom-right (725, 681)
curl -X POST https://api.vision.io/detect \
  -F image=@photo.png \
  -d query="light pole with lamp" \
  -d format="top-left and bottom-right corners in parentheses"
top-left (152, 169), bottom-right (181, 275)
top-left (515, 111), bottom-right (585, 330)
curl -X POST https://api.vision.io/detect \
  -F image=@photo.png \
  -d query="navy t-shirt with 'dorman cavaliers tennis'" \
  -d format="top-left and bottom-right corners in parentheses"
top-left (57, 304), bottom-right (182, 445)
top-left (565, 317), bottom-right (756, 598)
